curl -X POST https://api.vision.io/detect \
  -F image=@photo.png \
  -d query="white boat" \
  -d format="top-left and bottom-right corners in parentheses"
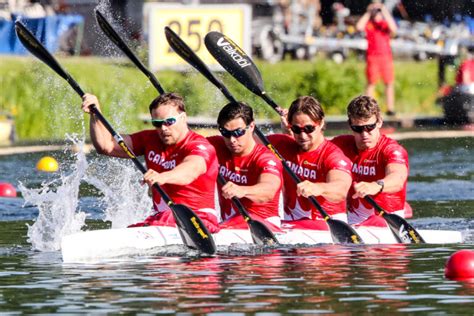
top-left (61, 225), bottom-right (465, 263)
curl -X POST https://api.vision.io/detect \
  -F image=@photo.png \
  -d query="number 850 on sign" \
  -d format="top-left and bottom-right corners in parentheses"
top-left (146, 4), bottom-right (252, 71)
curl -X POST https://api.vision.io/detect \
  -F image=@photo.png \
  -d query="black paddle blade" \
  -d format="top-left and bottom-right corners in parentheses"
top-left (382, 213), bottom-right (426, 244)
top-left (248, 220), bottom-right (279, 245)
top-left (204, 31), bottom-right (264, 96)
top-left (171, 204), bottom-right (217, 254)
top-left (14, 21), bottom-right (84, 96)
top-left (95, 10), bottom-right (164, 95)
top-left (327, 219), bottom-right (364, 244)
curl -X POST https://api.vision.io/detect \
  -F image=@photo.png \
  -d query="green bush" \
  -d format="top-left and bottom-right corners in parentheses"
top-left (1, 56), bottom-right (446, 141)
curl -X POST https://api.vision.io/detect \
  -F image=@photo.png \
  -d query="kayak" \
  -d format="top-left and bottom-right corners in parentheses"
top-left (61, 225), bottom-right (464, 262)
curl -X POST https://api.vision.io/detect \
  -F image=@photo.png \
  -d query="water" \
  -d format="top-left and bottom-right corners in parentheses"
top-left (0, 137), bottom-right (473, 313)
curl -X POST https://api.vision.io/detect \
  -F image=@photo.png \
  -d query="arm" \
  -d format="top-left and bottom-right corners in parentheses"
top-left (380, 4), bottom-right (397, 34)
top-left (81, 93), bottom-right (133, 158)
top-left (143, 155), bottom-right (207, 186)
top-left (352, 163), bottom-right (407, 198)
top-left (221, 173), bottom-right (281, 203)
top-left (296, 169), bottom-right (352, 203)
top-left (356, 10), bottom-right (371, 32)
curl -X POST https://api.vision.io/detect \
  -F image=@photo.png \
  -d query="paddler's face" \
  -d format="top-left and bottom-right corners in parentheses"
top-left (349, 115), bottom-right (382, 151)
top-left (221, 117), bottom-right (254, 156)
top-left (151, 103), bottom-right (187, 146)
top-left (290, 113), bottom-right (324, 152)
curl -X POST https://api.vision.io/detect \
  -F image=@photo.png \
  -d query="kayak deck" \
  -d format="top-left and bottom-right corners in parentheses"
top-left (61, 225), bottom-right (465, 262)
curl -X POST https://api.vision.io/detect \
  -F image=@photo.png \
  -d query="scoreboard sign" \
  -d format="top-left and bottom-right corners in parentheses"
top-left (145, 4), bottom-right (252, 70)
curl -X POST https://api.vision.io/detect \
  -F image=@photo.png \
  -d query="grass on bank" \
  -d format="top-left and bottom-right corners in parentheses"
top-left (0, 55), bottom-right (456, 141)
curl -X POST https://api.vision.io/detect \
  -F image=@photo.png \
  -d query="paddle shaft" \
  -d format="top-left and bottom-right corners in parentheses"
top-left (95, 10), bottom-right (164, 94)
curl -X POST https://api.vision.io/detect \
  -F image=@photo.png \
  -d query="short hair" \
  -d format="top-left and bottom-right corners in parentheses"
top-left (217, 101), bottom-right (254, 127)
top-left (347, 95), bottom-right (381, 122)
top-left (149, 92), bottom-right (185, 114)
top-left (287, 96), bottom-right (325, 124)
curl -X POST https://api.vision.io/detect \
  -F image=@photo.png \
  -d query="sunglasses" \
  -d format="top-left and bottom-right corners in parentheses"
top-left (290, 124), bottom-right (317, 135)
top-left (350, 122), bottom-right (377, 133)
top-left (150, 112), bottom-right (184, 128)
top-left (219, 125), bottom-right (250, 138)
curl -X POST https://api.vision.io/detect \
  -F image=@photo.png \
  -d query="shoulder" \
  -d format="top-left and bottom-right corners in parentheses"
top-left (185, 132), bottom-right (216, 152)
top-left (254, 144), bottom-right (283, 173)
top-left (331, 134), bottom-right (354, 148)
top-left (379, 136), bottom-right (408, 160)
top-left (130, 129), bottom-right (158, 143)
top-left (206, 135), bottom-right (224, 147)
top-left (267, 133), bottom-right (294, 144)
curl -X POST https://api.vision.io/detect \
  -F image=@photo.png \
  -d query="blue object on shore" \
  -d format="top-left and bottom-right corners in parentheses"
top-left (0, 14), bottom-right (83, 55)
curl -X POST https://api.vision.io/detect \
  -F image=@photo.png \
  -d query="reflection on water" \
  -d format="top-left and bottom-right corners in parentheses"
top-left (0, 137), bottom-right (473, 313)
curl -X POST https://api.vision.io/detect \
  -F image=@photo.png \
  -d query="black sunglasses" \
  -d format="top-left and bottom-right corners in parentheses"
top-left (219, 126), bottom-right (249, 138)
top-left (350, 122), bottom-right (377, 133)
top-left (290, 125), bottom-right (317, 135)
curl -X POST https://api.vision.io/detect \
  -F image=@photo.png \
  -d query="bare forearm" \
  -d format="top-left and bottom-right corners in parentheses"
top-left (356, 13), bottom-right (370, 32)
top-left (89, 114), bottom-right (116, 155)
top-left (315, 181), bottom-right (349, 203)
top-left (240, 182), bottom-right (278, 203)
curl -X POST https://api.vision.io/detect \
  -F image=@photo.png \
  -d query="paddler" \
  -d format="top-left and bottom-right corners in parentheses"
top-left (207, 101), bottom-right (283, 230)
top-left (269, 96), bottom-right (353, 229)
top-left (81, 93), bottom-right (220, 232)
top-left (331, 95), bottom-right (411, 226)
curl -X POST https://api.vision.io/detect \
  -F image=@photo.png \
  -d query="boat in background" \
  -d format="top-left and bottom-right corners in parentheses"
top-left (61, 225), bottom-right (464, 263)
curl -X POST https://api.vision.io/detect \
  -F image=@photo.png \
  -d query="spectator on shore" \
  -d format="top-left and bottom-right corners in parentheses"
top-left (356, 2), bottom-right (398, 116)
top-left (455, 46), bottom-right (474, 88)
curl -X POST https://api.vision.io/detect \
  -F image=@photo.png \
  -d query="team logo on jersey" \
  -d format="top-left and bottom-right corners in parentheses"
top-left (363, 159), bottom-right (376, 163)
top-left (303, 160), bottom-right (317, 167)
top-left (267, 160), bottom-right (277, 166)
top-left (286, 161), bottom-right (317, 179)
top-left (352, 163), bottom-right (376, 176)
top-left (197, 144), bottom-right (207, 151)
top-left (219, 166), bottom-right (248, 184)
top-left (148, 151), bottom-right (176, 170)
top-left (338, 160), bottom-right (348, 166)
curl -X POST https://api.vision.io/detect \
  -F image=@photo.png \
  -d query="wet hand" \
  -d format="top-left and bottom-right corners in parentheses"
top-left (81, 93), bottom-right (101, 114)
top-left (297, 181), bottom-right (320, 198)
top-left (143, 169), bottom-right (165, 186)
top-left (221, 181), bottom-right (246, 199)
top-left (352, 181), bottom-right (380, 199)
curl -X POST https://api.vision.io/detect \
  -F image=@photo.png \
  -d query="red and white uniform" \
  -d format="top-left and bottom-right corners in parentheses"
top-left (130, 130), bottom-right (219, 231)
top-left (267, 134), bottom-right (352, 221)
top-left (456, 59), bottom-right (474, 85)
top-left (365, 20), bottom-right (394, 84)
top-left (208, 136), bottom-right (283, 230)
top-left (331, 134), bottom-right (409, 225)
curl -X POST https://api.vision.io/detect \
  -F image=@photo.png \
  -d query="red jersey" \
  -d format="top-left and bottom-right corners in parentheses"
top-left (455, 59), bottom-right (474, 84)
top-left (366, 20), bottom-right (392, 57)
top-left (207, 136), bottom-right (283, 221)
top-left (267, 134), bottom-right (352, 220)
top-left (131, 130), bottom-right (218, 212)
top-left (331, 134), bottom-right (409, 223)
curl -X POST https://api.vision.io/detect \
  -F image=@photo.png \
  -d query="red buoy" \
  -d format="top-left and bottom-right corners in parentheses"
top-left (445, 250), bottom-right (474, 281)
top-left (0, 182), bottom-right (17, 198)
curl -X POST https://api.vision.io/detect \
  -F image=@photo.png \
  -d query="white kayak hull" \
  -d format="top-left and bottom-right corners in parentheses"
top-left (61, 225), bottom-right (465, 263)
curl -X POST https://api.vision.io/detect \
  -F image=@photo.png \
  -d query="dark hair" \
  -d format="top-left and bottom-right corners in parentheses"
top-left (287, 96), bottom-right (325, 124)
top-left (347, 95), bottom-right (381, 122)
top-left (217, 101), bottom-right (254, 127)
top-left (149, 93), bottom-right (185, 114)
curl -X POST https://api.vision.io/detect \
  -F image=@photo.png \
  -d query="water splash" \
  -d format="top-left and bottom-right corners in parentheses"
top-left (84, 157), bottom-right (152, 228)
top-left (20, 135), bottom-right (88, 251)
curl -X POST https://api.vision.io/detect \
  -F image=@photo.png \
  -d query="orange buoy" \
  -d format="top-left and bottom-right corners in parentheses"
top-left (0, 182), bottom-right (17, 197)
top-left (36, 156), bottom-right (59, 172)
top-left (445, 249), bottom-right (474, 281)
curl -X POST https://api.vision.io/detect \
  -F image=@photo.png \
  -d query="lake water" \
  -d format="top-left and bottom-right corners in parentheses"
top-left (0, 137), bottom-right (473, 314)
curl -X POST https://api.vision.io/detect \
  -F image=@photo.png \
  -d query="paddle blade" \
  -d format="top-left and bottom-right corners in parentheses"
top-left (327, 219), bottom-right (364, 244)
top-left (382, 213), bottom-right (426, 244)
top-left (15, 21), bottom-right (84, 96)
top-left (171, 204), bottom-right (217, 254)
top-left (248, 220), bottom-right (279, 246)
top-left (204, 31), bottom-right (264, 96)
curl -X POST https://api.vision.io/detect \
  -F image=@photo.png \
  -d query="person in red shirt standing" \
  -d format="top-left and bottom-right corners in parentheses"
top-left (81, 93), bottom-right (220, 232)
top-left (270, 96), bottom-right (352, 230)
top-left (455, 46), bottom-right (474, 86)
top-left (356, 2), bottom-right (398, 116)
top-left (332, 95), bottom-right (410, 227)
top-left (207, 102), bottom-right (283, 230)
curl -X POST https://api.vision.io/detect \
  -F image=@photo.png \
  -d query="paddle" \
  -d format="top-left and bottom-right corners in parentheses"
top-left (365, 196), bottom-right (425, 243)
top-left (218, 175), bottom-right (278, 245)
top-left (204, 31), bottom-right (363, 244)
top-left (94, 10), bottom-right (165, 95)
top-left (15, 21), bottom-right (216, 255)
top-left (165, 27), bottom-right (360, 244)
top-left (164, 26), bottom-right (278, 245)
